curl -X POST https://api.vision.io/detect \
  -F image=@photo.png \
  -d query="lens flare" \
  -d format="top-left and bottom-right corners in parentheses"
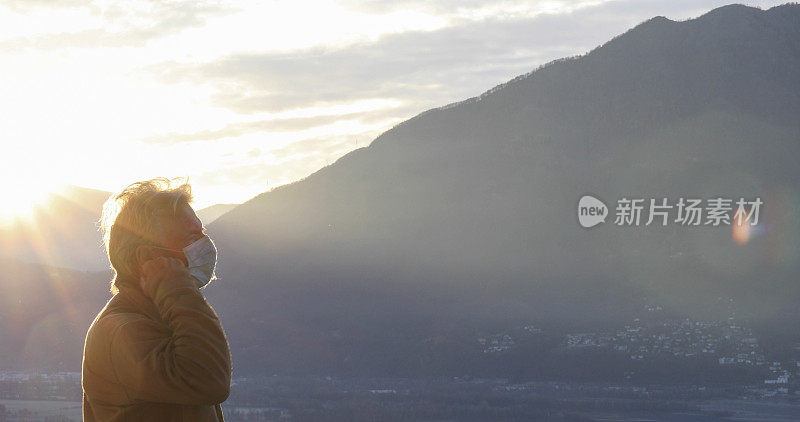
top-left (732, 220), bottom-right (751, 245)
top-left (0, 182), bottom-right (62, 226)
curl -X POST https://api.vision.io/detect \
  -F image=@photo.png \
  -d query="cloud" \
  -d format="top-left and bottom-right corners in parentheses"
top-left (0, 0), bottom-right (239, 51)
top-left (336, 0), bottom-right (617, 18)
top-left (139, 104), bottom-right (418, 144)
top-left (192, 130), bottom-right (379, 195)
top-left (150, 0), bottom-right (770, 116)
top-left (338, 0), bottom-right (778, 18)
top-left (135, 0), bottom-right (790, 149)
top-left (337, 0), bottom-right (511, 14)
top-left (1, 0), bottom-right (88, 11)
top-left (147, 12), bottom-right (597, 116)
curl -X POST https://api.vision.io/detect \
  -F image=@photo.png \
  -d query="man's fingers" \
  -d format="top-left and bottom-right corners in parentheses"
top-left (141, 256), bottom-right (187, 281)
top-left (138, 253), bottom-right (193, 300)
top-left (142, 257), bottom-right (166, 278)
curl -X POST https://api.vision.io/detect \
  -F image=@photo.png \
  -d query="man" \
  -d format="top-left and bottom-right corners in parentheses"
top-left (82, 178), bottom-right (232, 421)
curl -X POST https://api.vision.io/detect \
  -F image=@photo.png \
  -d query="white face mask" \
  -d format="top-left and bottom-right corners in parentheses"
top-left (152, 235), bottom-right (218, 289)
top-left (183, 235), bottom-right (218, 289)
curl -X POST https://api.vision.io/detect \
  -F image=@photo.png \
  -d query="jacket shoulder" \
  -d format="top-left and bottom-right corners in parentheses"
top-left (88, 302), bottom-right (168, 347)
top-left (84, 292), bottom-right (165, 367)
top-left (88, 294), bottom-right (150, 334)
top-left (83, 302), bottom-right (157, 405)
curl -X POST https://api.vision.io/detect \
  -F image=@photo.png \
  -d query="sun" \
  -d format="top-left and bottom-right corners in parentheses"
top-left (0, 182), bottom-right (64, 226)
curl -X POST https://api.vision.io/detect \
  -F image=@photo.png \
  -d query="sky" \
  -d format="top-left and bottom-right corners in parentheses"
top-left (0, 0), bottom-right (790, 210)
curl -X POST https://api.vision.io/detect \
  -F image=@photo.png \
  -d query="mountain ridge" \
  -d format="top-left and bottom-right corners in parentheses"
top-left (202, 2), bottom-right (800, 376)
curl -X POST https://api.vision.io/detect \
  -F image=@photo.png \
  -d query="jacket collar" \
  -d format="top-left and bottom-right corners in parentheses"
top-left (116, 275), bottom-right (163, 323)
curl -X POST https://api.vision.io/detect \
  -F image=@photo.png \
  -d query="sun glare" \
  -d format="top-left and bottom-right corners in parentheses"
top-left (0, 182), bottom-right (62, 226)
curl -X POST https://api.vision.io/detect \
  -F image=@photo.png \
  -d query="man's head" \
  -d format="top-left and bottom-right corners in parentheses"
top-left (100, 178), bottom-right (205, 294)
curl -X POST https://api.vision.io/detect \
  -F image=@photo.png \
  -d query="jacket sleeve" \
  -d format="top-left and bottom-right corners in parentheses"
top-left (108, 284), bottom-right (232, 406)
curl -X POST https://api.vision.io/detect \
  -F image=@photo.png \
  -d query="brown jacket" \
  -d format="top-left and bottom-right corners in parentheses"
top-left (82, 274), bottom-right (232, 421)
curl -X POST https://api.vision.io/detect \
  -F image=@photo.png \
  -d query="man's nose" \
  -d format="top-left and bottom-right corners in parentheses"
top-left (189, 218), bottom-right (203, 232)
top-left (182, 215), bottom-right (204, 237)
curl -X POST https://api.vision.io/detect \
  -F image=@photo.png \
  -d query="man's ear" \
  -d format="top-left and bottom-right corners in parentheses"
top-left (135, 244), bottom-right (154, 269)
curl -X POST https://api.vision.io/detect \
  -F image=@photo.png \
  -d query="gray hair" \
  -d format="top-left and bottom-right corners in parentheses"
top-left (99, 177), bottom-right (193, 294)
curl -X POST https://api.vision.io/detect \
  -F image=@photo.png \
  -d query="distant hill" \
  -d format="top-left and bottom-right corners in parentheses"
top-left (0, 185), bottom-right (110, 271)
top-left (0, 258), bottom-right (111, 371)
top-left (0, 187), bottom-right (238, 270)
top-left (197, 204), bottom-right (239, 225)
top-left (202, 3), bottom-right (800, 377)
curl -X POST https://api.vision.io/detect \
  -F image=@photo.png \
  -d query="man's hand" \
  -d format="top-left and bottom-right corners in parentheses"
top-left (139, 256), bottom-right (196, 301)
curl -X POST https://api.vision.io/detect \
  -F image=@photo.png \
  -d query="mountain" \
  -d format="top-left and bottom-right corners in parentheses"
top-left (202, 3), bottom-right (800, 377)
top-left (0, 258), bottom-right (111, 371)
top-left (0, 185), bottom-right (111, 272)
top-left (197, 204), bottom-right (239, 225)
